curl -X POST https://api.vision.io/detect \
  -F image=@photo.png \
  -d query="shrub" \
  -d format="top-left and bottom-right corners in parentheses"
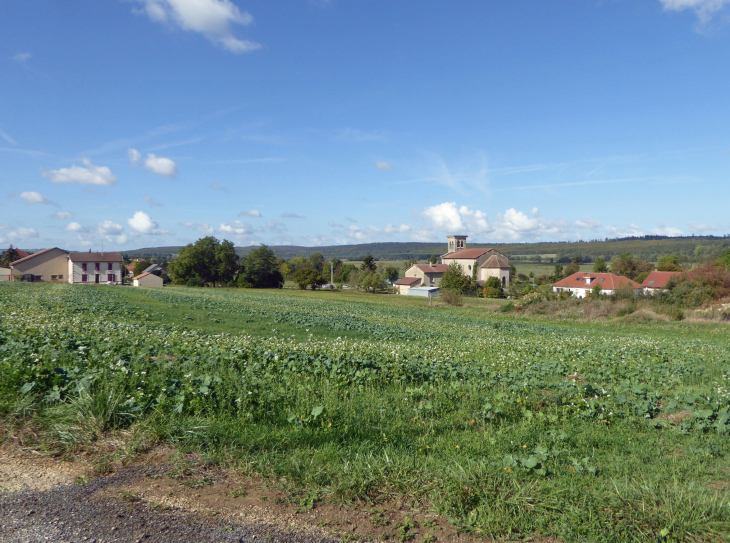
top-left (440, 290), bottom-right (463, 306)
top-left (186, 277), bottom-right (204, 287)
top-left (440, 263), bottom-right (473, 294)
top-left (500, 302), bottom-right (515, 313)
top-left (482, 277), bottom-right (503, 298)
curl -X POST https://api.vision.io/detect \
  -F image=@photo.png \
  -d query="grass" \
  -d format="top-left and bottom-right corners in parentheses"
top-left (1, 282), bottom-right (729, 542)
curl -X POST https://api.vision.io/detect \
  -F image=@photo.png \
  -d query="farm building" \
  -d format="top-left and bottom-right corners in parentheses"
top-left (68, 252), bottom-right (124, 284)
top-left (441, 236), bottom-right (510, 284)
top-left (552, 272), bottom-right (641, 298)
top-left (0, 266), bottom-right (11, 282)
top-left (9, 248), bottom-right (69, 282)
top-left (407, 286), bottom-right (440, 298)
top-left (393, 276), bottom-right (421, 295)
top-left (401, 263), bottom-right (449, 290)
top-left (133, 272), bottom-right (163, 287)
top-left (640, 271), bottom-right (682, 294)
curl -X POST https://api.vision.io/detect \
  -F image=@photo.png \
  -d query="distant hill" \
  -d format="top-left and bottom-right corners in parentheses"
top-left (119, 235), bottom-right (730, 263)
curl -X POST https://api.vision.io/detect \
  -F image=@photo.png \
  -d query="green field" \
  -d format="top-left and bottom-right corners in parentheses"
top-left (1, 283), bottom-right (729, 542)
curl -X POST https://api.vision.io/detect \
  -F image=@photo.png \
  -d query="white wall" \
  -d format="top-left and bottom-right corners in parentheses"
top-left (69, 261), bottom-right (123, 284)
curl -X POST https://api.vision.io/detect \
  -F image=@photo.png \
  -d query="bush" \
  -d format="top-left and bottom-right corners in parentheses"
top-left (186, 277), bottom-right (204, 287)
top-left (440, 263), bottom-right (473, 294)
top-left (440, 290), bottom-right (463, 306)
top-left (482, 277), bottom-right (503, 298)
top-left (500, 302), bottom-right (515, 313)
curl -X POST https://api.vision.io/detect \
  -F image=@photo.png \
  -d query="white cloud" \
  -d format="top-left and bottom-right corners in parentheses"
top-left (209, 182), bottom-right (227, 191)
top-left (143, 195), bottom-right (163, 207)
top-left (53, 211), bottom-right (73, 220)
top-left (422, 202), bottom-right (490, 234)
top-left (128, 148), bottom-right (142, 164)
top-left (381, 224), bottom-right (412, 234)
top-left (605, 224), bottom-right (645, 238)
top-left (41, 159), bottom-right (117, 186)
top-left (144, 153), bottom-right (178, 177)
top-left (281, 212), bottom-right (305, 219)
top-left (660, 0), bottom-right (730, 24)
top-left (12, 191), bottom-right (54, 205)
top-left (240, 209), bottom-right (261, 217)
top-left (0, 227), bottom-right (38, 244)
top-left (328, 221), bottom-right (344, 228)
top-left (219, 220), bottom-right (254, 235)
top-left (65, 222), bottom-right (87, 233)
top-left (132, 0), bottom-right (261, 53)
top-left (96, 220), bottom-right (124, 236)
top-left (575, 217), bottom-right (603, 230)
top-left (376, 161), bottom-right (394, 170)
top-left (181, 221), bottom-right (215, 235)
top-left (13, 52), bottom-right (31, 63)
top-left (651, 222), bottom-right (684, 236)
top-left (266, 220), bottom-right (286, 233)
top-left (78, 238), bottom-right (94, 247)
top-left (0, 126), bottom-right (17, 145)
top-left (127, 211), bottom-right (173, 235)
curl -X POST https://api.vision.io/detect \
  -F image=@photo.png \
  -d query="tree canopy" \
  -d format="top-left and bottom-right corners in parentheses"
top-left (360, 254), bottom-right (377, 272)
top-left (168, 236), bottom-right (238, 286)
top-left (239, 245), bottom-right (284, 288)
top-left (440, 263), bottom-right (473, 294)
top-left (0, 246), bottom-right (22, 267)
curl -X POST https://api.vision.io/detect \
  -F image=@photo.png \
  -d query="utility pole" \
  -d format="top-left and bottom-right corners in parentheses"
top-left (330, 261), bottom-right (334, 285)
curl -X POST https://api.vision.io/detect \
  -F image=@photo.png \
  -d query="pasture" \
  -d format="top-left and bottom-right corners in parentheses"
top-left (1, 283), bottom-right (729, 542)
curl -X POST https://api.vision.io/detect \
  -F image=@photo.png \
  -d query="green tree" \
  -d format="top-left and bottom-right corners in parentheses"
top-left (239, 245), bottom-right (283, 288)
top-left (0, 246), bottom-right (22, 266)
top-left (383, 266), bottom-right (399, 282)
top-left (564, 257), bottom-right (580, 277)
top-left (357, 270), bottom-right (386, 292)
top-left (360, 254), bottom-right (377, 272)
top-left (293, 269), bottom-right (325, 290)
top-left (593, 257), bottom-right (608, 273)
top-left (280, 262), bottom-right (292, 279)
top-left (440, 263), bottom-right (472, 294)
top-left (308, 252), bottom-right (324, 272)
top-left (482, 276), bottom-right (503, 298)
top-left (657, 254), bottom-right (681, 272)
top-left (426, 254), bottom-right (439, 264)
top-left (168, 236), bottom-right (239, 286)
top-left (718, 249), bottom-right (730, 271)
top-left (133, 260), bottom-right (151, 276)
top-left (591, 284), bottom-right (602, 298)
top-left (552, 263), bottom-right (564, 281)
top-left (403, 257), bottom-right (419, 272)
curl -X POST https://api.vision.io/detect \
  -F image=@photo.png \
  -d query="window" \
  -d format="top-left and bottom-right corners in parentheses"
top-left (575, 277), bottom-right (581, 282)
top-left (599, 278), bottom-right (605, 283)
top-left (108, 274), bottom-right (116, 282)
top-left (51, 275), bottom-right (57, 280)
top-left (81, 274), bottom-right (87, 282)
top-left (95, 263), bottom-right (100, 271)
top-left (648, 280), bottom-right (655, 285)
top-left (108, 263), bottom-right (113, 271)
top-left (82, 263), bottom-right (87, 271)
top-left (59, 275), bottom-right (63, 279)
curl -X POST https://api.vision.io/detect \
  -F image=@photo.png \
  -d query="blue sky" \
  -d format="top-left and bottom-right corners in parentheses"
top-left (2, 0), bottom-right (729, 250)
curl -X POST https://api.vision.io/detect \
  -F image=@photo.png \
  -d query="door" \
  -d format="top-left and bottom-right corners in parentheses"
top-left (95, 274), bottom-right (100, 283)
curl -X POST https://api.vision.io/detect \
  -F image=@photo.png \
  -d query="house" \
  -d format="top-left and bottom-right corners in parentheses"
top-left (0, 266), bottom-right (11, 282)
top-left (133, 271), bottom-right (163, 287)
top-left (124, 264), bottom-right (136, 279)
top-left (9, 248), bottom-right (70, 282)
top-left (441, 236), bottom-right (510, 285)
top-left (640, 271), bottom-right (682, 294)
top-left (393, 276), bottom-right (422, 295)
top-left (552, 272), bottom-right (641, 298)
top-left (402, 263), bottom-right (450, 288)
top-left (67, 252), bottom-right (124, 284)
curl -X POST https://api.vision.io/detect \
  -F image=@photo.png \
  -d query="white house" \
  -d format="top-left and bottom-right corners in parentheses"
top-left (553, 272), bottom-right (640, 298)
top-left (393, 276), bottom-right (422, 295)
top-left (640, 271), bottom-right (682, 295)
top-left (67, 252), bottom-right (124, 284)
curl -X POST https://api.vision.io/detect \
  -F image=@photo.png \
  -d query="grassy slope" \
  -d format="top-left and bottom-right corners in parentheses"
top-left (1, 284), bottom-right (729, 542)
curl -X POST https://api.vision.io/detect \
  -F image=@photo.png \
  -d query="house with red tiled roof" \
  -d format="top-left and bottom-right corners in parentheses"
top-left (441, 236), bottom-right (510, 285)
top-left (553, 272), bottom-right (641, 298)
top-left (640, 271), bottom-right (682, 294)
top-left (401, 263), bottom-right (450, 291)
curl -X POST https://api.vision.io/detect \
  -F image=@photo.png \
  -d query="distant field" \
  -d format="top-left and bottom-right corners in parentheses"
top-left (1, 283), bottom-right (728, 542)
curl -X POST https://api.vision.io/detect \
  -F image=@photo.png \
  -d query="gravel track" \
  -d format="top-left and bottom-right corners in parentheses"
top-left (0, 466), bottom-right (339, 543)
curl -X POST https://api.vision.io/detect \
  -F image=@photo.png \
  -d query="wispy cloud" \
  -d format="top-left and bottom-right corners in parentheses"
top-left (11, 191), bottom-right (57, 206)
top-left (12, 52), bottom-right (31, 63)
top-left (209, 182), bottom-right (227, 192)
top-left (53, 211), bottom-right (73, 220)
top-left (281, 212), bottom-right (305, 219)
top-left (336, 128), bottom-right (388, 143)
top-left (239, 209), bottom-right (261, 217)
top-left (376, 161), bottom-right (394, 170)
top-left (131, 0), bottom-right (262, 53)
top-left (659, 0), bottom-right (730, 26)
top-left (0, 126), bottom-right (17, 145)
top-left (181, 221), bottom-right (214, 235)
top-left (143, 195), bottom-right (163, 207)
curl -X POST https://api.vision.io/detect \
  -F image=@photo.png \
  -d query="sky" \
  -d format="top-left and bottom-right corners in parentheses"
top-left (1, 0), bottom-right (729, 251)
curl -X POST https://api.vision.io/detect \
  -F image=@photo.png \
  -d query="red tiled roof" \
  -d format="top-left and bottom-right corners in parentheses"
top-left (442, 248), bottom-right (496, 259)
top-left (553, 272), bottom-right (640, 290)
top-left (480, 255), bottom-right (510, 269)
top-left (9, 247), bottom-right (67, 266)
top-left (69, 252), bottom-right (124, 263)
top-left (413, 263), bottom-right (449, 273)
top-left (394, 277), bottom-right (421, 286)
top-left (133, 272), bottom-right (152, 280)
top-left (15, 249), bottom-right (29, 258)
top-left (640, 271), bottom-right (682, 289)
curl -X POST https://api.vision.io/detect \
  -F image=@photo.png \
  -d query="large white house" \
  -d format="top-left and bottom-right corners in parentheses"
top-left (553, 272), bottom-right (641, 298)
top-left (68, 252), bottom-right (124, 284)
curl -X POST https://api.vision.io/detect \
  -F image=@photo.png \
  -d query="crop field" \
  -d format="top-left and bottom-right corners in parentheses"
top-left (1, 283), bottom-right (729, 542)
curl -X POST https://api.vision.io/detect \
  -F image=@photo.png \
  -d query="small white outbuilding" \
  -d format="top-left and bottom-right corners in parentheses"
top-left (133, 271), bottom-right (163, 287)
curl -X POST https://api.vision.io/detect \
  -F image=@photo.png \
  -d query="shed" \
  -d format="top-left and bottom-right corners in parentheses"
top-left (407, 286), bottom-right (440, 298)
top-left (133, 272), bottom-right (163, 287)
